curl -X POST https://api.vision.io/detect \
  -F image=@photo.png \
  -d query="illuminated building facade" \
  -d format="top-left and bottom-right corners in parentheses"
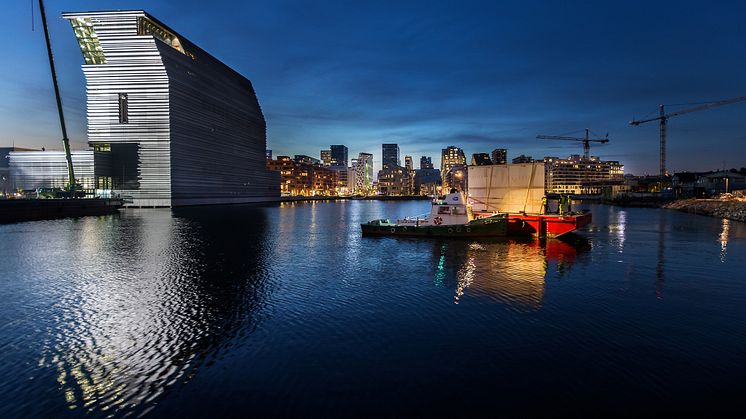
top-left (267, 156), bottom-right (338, 196)
top-left (8, 150), bottom-right (95, 193)
top-left (443, 164), bottom-right (468, 192)
top-left (377, 166), bottom-right (413, 195)
top-left (63, 10), bottom-right (278, 206)
top-left (544, 154), bottom-right (624, 195)
top-left (491, 148), bottom-right (507, 165)
top-left (440, 146), bottom-right (466, 186)
top-left (320, 149), bottom-right (332, 166)
top-left (352, 153), bottom-right (374, 195)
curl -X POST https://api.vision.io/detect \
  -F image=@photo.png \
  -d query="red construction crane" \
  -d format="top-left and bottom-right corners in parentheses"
top-left (536, 128), bottom-right (609, 160)
top-left (630, 96), bottom-right (746, 178)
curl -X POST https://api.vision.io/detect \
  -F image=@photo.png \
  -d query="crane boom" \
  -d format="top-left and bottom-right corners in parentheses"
top-left (629, 95), bottom-right (746, 178)
top-left (537, 128), bottom-right (609, 160)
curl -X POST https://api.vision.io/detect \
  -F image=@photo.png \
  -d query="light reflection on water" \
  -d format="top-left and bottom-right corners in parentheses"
top-left (0, 201), bottom-right (745, 417)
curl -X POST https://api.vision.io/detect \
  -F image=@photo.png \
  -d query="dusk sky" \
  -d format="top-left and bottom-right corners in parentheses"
top-left (1, 0), bottom-right (745, 175)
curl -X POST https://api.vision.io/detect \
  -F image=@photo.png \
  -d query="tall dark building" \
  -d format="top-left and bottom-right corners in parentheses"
top-left (420, 156), bottom-right (433, 169)
top-left (330, 145), bottom-right (348, 167)
top-left (491, 148), bottom-right (507, 165)
top-left (63, 10), bottom-right (278, 206)
top-left (382, 143), bottom-right (400, 169)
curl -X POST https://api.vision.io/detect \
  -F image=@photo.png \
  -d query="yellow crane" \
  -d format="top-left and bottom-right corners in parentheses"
top-left (630, 96), bottom-right (746, 178)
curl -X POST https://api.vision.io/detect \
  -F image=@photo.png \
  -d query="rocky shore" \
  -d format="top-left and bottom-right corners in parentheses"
top-left (664, 198), bottom-right (746, 222)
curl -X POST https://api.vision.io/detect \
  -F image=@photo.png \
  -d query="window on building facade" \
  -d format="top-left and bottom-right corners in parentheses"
top-left (118, 94), bottom-right (128, 124)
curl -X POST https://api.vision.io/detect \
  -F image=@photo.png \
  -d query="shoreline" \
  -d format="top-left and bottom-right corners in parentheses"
top-left (663, 198), bottom-right (746, 222)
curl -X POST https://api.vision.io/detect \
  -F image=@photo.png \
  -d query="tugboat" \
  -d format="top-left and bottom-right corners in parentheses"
top-left (361, 190), bottom-right (508, 237)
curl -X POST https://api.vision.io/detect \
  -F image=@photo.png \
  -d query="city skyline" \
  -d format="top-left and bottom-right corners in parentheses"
top-left (2, 0), bottom-right (746, 176)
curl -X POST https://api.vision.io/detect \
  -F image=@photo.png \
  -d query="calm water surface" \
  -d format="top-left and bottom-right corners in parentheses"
top-left (1, 201), bottom-right (745, 417)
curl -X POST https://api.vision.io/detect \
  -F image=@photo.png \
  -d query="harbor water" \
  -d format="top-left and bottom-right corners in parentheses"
top-left (1, 201), bottom-right (744, 417)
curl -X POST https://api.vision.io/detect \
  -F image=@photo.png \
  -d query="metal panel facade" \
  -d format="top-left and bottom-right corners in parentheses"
top-left (63, 10), bottom-right (279, 206)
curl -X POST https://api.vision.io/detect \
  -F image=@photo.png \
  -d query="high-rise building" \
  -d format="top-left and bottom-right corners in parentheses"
top-left (404, 155), bottom-right (413, 171)
top-left (330, 145), bottom-right (348, 167)
top-left (440, 146), bottom-right (466, 185)
top-left (491, 148), bottom-right (507, 165)
top-left (320, 149), bottom-right (332, 166)
top-left (470, 153), bottom-right (492, 166)
top-left (266, 149), bottom-right (272, 160)
top-left (352, 152), bottom-right (374, 195)
top-left (420, 156), bottom-right (433, 169)
top-left (382, 143), bottom-right (400, 169)
top-left (63, 10), bottom-right (278, 206)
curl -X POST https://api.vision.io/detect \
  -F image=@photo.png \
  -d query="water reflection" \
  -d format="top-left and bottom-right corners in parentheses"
top-left (656, 210), bottom-right (666, 299)
top-left (719, 218), bottom-right (730, 263)
top-left (38, 206), bottom-right (273, 416)
top-left (429, 237), bottom-right (588, 310)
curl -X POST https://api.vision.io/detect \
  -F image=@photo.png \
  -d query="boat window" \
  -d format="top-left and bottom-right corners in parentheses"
top-left (453, 206), bottom-right (466, 215)
top-left (438, 206), bottom-right (451, 214)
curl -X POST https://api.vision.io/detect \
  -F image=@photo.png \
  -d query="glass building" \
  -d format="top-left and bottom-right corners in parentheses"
top-left (382, 144), bottom-right (400, 169)
top-left (330, 145), bottom-right (348, 167)
top-left (63, 11), bottom-right (279, 206)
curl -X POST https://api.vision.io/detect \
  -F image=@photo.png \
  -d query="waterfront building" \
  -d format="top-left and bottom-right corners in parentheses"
top-left (320, 149), bottom-right (332, 166)
top-left (512, 155), bottom-right (534, 164)
top-left (404, 155), bottom-right (413, 171)
top-left (267, 156), bottom-right (338, 196)
top-left (440, 146), bottom-right (466, 186)
top-left (8, 150), bottom-right (95, 193)
top-left (377, 165), bottom-right (413, 195)
top-left (543, 154), bottom-right (624, 195)
top-left (330, 165), bottom-right (349, 192)
top-left (471, 153), bottom-right (492, 166)
top-left (62, 10), bottom-right (278, 206)
top-left (330, 145), bottom-right (348, 167)
top-left (491, 148), bottom-right (507, 165)
top-left (294, 155), bottom-right (320, 165)
top-left (696, 171), bottom-right (746, 196)
top-left (420, 156), bottom-right (433, 169)
top-left (382, 144), bottom-right (400, 169)
top-left (443, 164), bottom-right (467, 192)
top-left (352, 153), bottom-right (374, 195)
top-left (414, 168), bottom-right (441, 195)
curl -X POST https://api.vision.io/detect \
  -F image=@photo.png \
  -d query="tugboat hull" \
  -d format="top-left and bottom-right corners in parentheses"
top-left (361, 214), bottom-right (508, 238)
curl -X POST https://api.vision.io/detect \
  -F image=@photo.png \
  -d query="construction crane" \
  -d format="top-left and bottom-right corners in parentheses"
top-left (630, 96), bottom-right (746, 178)
top-left (536, 128), bottom-right (609, 160)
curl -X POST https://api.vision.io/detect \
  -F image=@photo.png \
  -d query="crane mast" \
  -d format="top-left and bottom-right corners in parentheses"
top-left (630, 96), bottom-right (746, 178)
top-left (38, 0), bottom-right (76, 193)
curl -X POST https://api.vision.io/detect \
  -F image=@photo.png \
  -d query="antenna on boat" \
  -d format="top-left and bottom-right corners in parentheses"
top-left (38, 0), bottom-right (77, 195)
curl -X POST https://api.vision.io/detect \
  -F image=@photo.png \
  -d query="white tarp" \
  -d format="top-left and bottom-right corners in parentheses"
top-left (467, 163), bottom-right (545, 213)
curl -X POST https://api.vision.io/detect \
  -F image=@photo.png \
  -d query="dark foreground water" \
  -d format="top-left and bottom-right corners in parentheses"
top-left (1, 201), bottom-right (745, 417)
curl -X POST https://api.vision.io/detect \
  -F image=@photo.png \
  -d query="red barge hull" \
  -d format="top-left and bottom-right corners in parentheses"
top-left (475, 211), bottom-right (592, 238)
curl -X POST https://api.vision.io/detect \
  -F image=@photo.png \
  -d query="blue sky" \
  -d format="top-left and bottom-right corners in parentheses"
top-left (1, 0), bottom-right (745, 175)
